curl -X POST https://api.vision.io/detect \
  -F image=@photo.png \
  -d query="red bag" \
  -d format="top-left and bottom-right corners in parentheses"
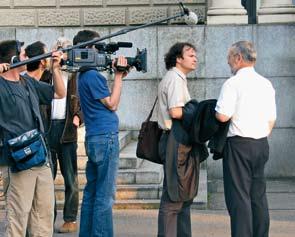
top-left (136, 98), bottom-right (163, 164)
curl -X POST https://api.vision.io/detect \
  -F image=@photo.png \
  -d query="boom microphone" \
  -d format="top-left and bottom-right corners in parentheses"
top-left (184, 11), bottom-right (198, 25)
top-left (179, 1), bottom-right (199, 25)
top-left (9, 1), bottom-right (198, 70)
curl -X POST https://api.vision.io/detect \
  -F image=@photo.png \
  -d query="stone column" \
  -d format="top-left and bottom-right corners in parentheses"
top-left (258, 0), bottom-right (295, 23)
top-left (207, 0), bottom-right (248, 24)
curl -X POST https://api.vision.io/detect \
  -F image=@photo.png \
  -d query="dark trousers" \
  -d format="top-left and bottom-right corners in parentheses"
top-left (157, 133), bottom-right (193, 237)
top-left (48, 120), bottom-right (79, 222)
top-left (223, 136), bottom-right (270, 237)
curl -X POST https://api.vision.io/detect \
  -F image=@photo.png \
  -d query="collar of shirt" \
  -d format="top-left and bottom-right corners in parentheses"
top-left (172, 67), bottom-right (186, 81)
top-left (236, 66), bottom-right (255, 76)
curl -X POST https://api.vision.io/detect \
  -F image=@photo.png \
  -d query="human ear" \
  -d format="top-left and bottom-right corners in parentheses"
top-left (176, 56), bottom-right (182, 64)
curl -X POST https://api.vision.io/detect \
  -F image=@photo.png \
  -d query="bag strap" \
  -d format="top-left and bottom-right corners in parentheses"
top-left (0, 127), bottom-right (3, 148)
top-left (20, 76), bottom-right (40, 130)
top-left (146, 97), bottom-right (158, 122)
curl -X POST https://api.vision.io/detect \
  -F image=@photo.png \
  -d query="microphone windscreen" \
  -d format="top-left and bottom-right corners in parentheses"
top-left (184, 11), bottom-right (198, 25)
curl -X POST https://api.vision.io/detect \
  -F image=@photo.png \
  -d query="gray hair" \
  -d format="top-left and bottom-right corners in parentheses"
top-left (230, 41), bottom-right (257, 62)
top-left (52, 37), bottom-right (72, 51)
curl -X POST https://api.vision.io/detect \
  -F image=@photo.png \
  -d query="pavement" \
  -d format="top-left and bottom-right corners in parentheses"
top-left (1, 209), bottom-right (294, 237)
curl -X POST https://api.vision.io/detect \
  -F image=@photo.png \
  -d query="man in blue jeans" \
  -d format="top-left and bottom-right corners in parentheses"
top-left (73, 30), bottom-right (129, 237)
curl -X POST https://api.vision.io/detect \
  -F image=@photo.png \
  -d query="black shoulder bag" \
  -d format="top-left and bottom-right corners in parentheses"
top-left (136, 97), bottom-right (163, 164)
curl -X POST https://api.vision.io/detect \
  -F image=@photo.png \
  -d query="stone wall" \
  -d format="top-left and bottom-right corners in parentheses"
top-left (0, 0), bottom-right (206, 27)
top-left (0, 23), bottom-right (294, 179)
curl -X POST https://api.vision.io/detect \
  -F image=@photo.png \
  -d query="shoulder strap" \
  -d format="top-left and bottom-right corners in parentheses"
top-left (20, 76), bottom-right (40, 130)
top-left (0, 126), bottom-right (3, 147)
top-left (146, 97), bottom-right (158, 122)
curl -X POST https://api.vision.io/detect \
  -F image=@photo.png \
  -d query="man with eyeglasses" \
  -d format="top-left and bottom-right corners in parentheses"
top-left (215, 41), bottom-right (276, 237)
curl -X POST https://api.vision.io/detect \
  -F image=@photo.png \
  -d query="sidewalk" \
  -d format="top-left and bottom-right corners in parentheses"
top-left (114, 209), bottom-right (294, 237)
top-left (1, 209), bottom-right (294, 237)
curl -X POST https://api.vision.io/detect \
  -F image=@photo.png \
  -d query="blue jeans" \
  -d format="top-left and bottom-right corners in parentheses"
top-left (79, 133), bottom-right (119, 237)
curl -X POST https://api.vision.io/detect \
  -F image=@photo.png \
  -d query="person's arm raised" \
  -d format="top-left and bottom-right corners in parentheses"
top-left (100, 56), bottom-right (129, 111)
top-left (51, 51), bottom-right (66, 99)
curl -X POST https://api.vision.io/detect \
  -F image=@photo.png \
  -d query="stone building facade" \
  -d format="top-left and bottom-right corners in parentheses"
top-left (0, 0), bottom-right (206, 27)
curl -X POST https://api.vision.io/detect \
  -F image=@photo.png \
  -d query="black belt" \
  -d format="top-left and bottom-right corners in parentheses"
top-left (51, 119), bottom-right (66, 122)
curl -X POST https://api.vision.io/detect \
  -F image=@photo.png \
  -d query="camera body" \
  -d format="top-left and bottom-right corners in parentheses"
top-left (63, 42), bottom-right (147, 73)
top-left (65, 48), bottom-right (110, 72)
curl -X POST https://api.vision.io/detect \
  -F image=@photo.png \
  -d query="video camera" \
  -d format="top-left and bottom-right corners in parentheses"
top-left (63, 41), bottom-right (147, 73)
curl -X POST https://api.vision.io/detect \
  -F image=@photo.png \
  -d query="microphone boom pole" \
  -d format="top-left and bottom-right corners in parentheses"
top-left (10, 3), bottom-right (189, 70)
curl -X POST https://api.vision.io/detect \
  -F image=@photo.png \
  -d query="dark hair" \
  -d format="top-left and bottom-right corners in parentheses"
top-left (73, 30), bottom-right (100, 46)
top-left (25, 41), bottom-right (46, 72)
top-left (164, 42), bottom-right (196, 70)
top-left (0, 40), bottom-right (20, 63)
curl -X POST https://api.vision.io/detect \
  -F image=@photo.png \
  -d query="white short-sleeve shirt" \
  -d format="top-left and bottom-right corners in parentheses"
top-left (158, 67), bottom-right (191, 130)
top-left (216, 67), bottom-right (276, 139)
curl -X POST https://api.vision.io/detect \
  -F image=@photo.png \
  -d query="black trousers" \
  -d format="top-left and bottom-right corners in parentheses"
top-left (48, 119), bottom-right (79, 222)
top-left (223, 136), bottom-right (270, 237)
top-left (157, 133), bottom-right (193, 237)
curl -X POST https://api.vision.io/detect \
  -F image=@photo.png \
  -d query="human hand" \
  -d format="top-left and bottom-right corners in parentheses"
top-left (51, 51), bottom-right (63, 70)
top-left (112, 56), bottom-right (130, 78)
top-left (73, 115), bottom-right (80, 127)
top-left (0, 63), bottom-right (10, 73)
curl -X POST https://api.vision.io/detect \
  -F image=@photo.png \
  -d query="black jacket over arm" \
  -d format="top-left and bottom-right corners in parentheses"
top-left (183, 99), bottom-right (230, 160)
top-left (164, 99), bottom-right (229, 202)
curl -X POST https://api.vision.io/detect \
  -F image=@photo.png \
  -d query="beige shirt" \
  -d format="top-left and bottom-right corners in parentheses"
top-left (157, 67), bottom-right (191, 130)
top-left (216, 67), bottom-right (276, 139)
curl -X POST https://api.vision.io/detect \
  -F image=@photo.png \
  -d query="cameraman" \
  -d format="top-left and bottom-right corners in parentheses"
top-left (0, 40), bottom-right (65, 237)
top-left (73, 30), bottom-right (129, 237)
